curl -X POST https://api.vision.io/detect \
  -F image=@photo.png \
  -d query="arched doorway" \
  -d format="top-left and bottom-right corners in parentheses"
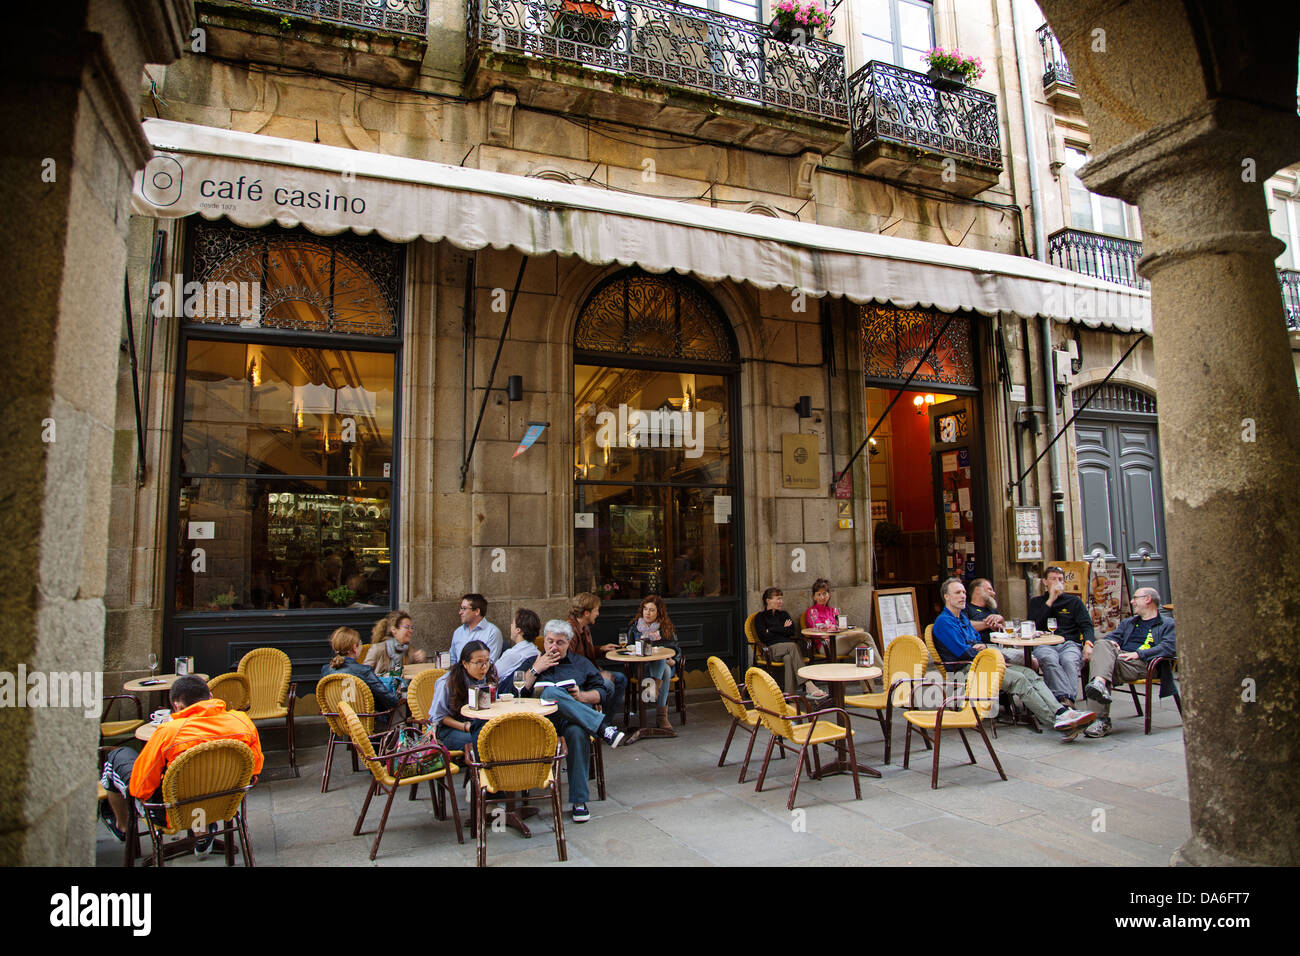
top-left (571, 270), bottom-right (745, 665)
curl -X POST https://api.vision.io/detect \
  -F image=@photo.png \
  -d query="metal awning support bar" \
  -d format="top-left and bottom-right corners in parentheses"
top-left (1010, 331), bottom-right (1147, 492)
top-left (123, 273), bottom-right (147, 487)
top-left (460, 257), bottom-right (527, 491)
top-left (832, 310), bottom-right (957, 490)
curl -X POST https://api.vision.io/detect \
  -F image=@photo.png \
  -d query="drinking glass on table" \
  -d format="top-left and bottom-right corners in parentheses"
top-left (147, 652), bottom-right (158, 677)
top-left (1003, 620), bottom-right (1015, 637)
top-left (617, 631), bottom-right (628, 647)
top-left (513, 670), bottom-right (528, 696)
top-left (1047, 617), bottom-right (1058, 635)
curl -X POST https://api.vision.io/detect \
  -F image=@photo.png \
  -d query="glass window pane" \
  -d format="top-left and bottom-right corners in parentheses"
top-left (1098, 195), bottom-right (1127, 237)
top-left (901, 43), bottom-right (930, 73)
top-left (718, 0), bottom-right (759, 22)
top-left (860, 0), bottom-right (892, 42)
top-left (182, 342), bottom-right (394, 478)
top-left (1270, 194), bottom-right (1294, 269)
top-left (862, 36), bottom-right (896, 65)
top-left (574, 366), bottom-right (731, 484)
top-left (897, 0), bottom-right (932, 51)
top-left (175, 478), bottom-right (392, 612)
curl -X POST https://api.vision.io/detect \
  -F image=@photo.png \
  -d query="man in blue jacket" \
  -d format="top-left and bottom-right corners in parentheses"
top-left (522, 620), bottom-right (625, 823)
top-left (932, 577), bottom-right (1096, 735)
top-left (1081, 587), bottom-right (1177, 738)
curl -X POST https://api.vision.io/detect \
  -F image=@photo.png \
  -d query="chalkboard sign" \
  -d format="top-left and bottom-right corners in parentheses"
top-left (872, 587), bottom-right (920, 654)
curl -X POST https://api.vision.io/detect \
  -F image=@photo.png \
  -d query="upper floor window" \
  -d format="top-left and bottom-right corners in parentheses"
top-left (1065, 146), bottom-right (1137, 238)
top-left (1268, 189), bottom-right (1299, 270)
top-left (859, 0), bottom-right (933, 73)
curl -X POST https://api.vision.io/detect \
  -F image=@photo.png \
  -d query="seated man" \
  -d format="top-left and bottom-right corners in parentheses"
top-left (99, 675), bottom-right (264, 847)
top-left (1026, 566), bottom-right (1094, 706)
top-left (521, 619), bottom-right (625, 824)
top-left (452, 592), bottom-right (504, 663)
top-left (1080, 587), bottom-right (1177, 738)
top-left (966, 578), bottom-right (1023, 666)
top-left (932, 577), bottom-right (1096, 736)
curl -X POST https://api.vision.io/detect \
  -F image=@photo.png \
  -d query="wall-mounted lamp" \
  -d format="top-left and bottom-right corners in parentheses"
top-left (868, 437), bottom-right (879, 457)
top-left (505, 374), bottom-right (523, 402)
top-left (794, 395), bottom-right (812, 418)
top-left (912, 393), bottom-right (935, 415)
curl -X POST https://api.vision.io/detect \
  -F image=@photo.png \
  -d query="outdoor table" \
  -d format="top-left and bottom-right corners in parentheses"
top-left (401, 661), bottom-right (439, 677)
top-left (795, 663), bottom-right (884, 779)
top-left (124, 673), bottom-right (209, 694)
top-left (135, 722), bottom-right (159, 742)
top-left (605, 646), bottom-right (676, 744)
top-left (459, 696), bottom-right (559, 837)
top-left (800, 626), bottom-right (877, 663)
top-left (989, 633), bottom-right (1063, 650)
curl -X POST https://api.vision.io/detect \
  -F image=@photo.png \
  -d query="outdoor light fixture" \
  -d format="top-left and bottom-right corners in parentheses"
top-left (913, 393), bottom-right (935, 414)
top-left (794, 395), bottom-right (812, 418)
top-left (506, 374), bottom-right (523, 402)
top-left (868, 438), bottom-right (879, 456)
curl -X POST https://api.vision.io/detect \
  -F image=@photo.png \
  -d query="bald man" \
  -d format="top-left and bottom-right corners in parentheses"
top-left (1081, 587), bottom-right (1177, 738)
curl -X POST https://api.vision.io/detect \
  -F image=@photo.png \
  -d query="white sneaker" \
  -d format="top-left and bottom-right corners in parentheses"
top-left (601, 724), bottom-right (625, 749)
top-left (1053, 708), bottom-right (1097, 732)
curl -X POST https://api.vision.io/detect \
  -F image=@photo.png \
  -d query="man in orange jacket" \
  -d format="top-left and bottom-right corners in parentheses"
top-left (100, 675), bottom-right (263, 845)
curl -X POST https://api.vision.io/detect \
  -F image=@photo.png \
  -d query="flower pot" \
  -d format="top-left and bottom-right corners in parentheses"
top-left (769, 18), bottom-right (825, 43)
top-left (927, 65), bottom-right (969, 90)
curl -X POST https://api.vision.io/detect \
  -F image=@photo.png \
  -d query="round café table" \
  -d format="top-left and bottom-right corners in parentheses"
top-left (990, 633), bottom-right (1063, 730)
top-left (796, 663), bottom-right (884, 779)
top-left (400, 661), bottom-right (440, 678)
top-left (124, 673), bottom-right (209, 694)
top-left (604, 647), bottom-right (676, 744)
top-left (135, 722), bottom-right (160, 742)
top-left (460, 696), bottom-right (559, 837)
top-left (800, 627), bottom-right (876, 663)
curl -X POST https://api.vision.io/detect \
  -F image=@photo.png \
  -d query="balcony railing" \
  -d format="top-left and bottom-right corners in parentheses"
top-left (1282, 269), bottom-right (1300, 331)
top-left (847, 60), bottom-right (1001, 168)
top-left (1036, 23), bottom-right (1073, 88)
top-left (466, 0), bottom-right (848, 124)
top-left (243, 0), bottom-right (429, 35)
top-left (1048, 228), bottom-right (1147, 289)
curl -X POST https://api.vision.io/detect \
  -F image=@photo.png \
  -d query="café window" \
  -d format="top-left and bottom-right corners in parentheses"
top-left (573, 272), bottom-right (738, 600)
top-left (173, 223), bottom-right (402, 613)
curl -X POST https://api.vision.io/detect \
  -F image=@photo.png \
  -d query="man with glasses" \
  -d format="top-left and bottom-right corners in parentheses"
top-left (451, 593), bottom-right (504, 663)
top-left (1080, 587), bottom-right (1177, 738)
top-left (1026, 566), bottom-right (1094, 706)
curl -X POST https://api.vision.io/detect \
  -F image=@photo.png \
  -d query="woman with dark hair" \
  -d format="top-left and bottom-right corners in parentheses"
top-left (321, 626), bottom-right (402, 715)
top-left (755, 587), bottom-right (825, 701)
top-left (429, 640), bottom-right (498, 751)
top-left (631, 594), bottom-right (680, 734)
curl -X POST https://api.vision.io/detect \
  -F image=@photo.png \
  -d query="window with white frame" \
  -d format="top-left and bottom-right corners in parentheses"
top-left (859, 0), bottom-right (933, 72)
top-left (1064, 145), bottom-right (1137, 237)
top-left (1268, 188), bottom-right (1299, 270)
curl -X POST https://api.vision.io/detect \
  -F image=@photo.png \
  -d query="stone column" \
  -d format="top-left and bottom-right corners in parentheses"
top-left (0, 1), bottom-right (189, 864)
top-left (1083, 100), bottom-right (1300, 865)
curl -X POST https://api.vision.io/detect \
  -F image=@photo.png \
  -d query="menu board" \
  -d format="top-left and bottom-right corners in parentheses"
top-left (1089, 560), bottom-right (1128, 634)
top-left (872, 587), bottom-right (919, 650)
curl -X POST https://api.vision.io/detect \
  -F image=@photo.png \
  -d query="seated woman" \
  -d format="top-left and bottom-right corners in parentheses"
top-left (430, 640), bottom-right (498, 752)
top-left (755, 587), bottom-right (826, 701)
top-left (629, 594), bottom-right (680, 735)
top-left (321, 626), bottom-right (402, 726)
top-left (804, 578), bottom-right (866, 661)
top-left (364, 610), bottom-right (426, 678)
top-left (496, 608), bottom-right (542, 684)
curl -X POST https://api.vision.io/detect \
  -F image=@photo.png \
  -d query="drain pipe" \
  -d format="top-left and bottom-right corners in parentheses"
top-left (1009, 0), bottom-right (1066, 568)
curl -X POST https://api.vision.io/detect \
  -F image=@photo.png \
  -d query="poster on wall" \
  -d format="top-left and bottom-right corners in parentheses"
top-left (781, 433), bottom-right (820, 489)
top-left (1089, 560), bottom-right (1127, 633)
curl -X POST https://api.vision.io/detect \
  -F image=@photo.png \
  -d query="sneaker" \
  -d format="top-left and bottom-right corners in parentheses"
top-left (1084, 717), bottom-right (1112, 738)
top-left (571, 803), bottom-right (591, 823)
top-left (601, 724), bottom-right (625, 749)
top-left (193, 822), bottom-right (219, 856)
top-left (1085, 676), bottom-right (1112, 703)
top-left (1052, 708), bottom-right (1098, 732)
top-left (98, 800), bottom-right (125, 843)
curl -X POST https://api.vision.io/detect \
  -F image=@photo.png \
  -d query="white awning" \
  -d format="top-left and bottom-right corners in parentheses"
top-left (133, 119), bottom-right (1151, 332)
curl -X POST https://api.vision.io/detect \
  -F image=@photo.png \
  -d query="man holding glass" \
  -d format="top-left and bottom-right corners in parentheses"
top-left (522, 620), bottom-right (626, 823)
top-left (1026, 566), bottom-right (1094, 706)
top-left (1079, 588), bottom-right (1177, 738)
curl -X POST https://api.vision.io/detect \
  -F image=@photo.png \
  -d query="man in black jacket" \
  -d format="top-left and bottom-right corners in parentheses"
top-left (1027, 566), bottom-right (1094, 705)
top-left (1080, 587), bottom-right (1177, 738)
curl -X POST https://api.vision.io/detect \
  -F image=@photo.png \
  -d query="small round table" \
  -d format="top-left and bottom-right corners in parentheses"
top-left (605, 647), bottom-right (676, 744)
top-left (459, 697), bottom-right (559, 837)
top-left (796, 663), bottom-right (884, 779)
top-left (800, 627), bottom-right (875, 663)
top-left (124, 673), bottom-right (209, 694)
top-left (401, 662), bottom-right (440, 678)
top-left (989, 633), bottom-right (1063, 651)
top-left (135, 722), bottom-right (160, 742)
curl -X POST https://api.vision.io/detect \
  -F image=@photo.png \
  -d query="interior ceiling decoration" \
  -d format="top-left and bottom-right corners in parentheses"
top-left (861, 305), bottom-right (974, 387)
top-left (190, 221), bottom-right (401, 336)
top-left (575, 272), bottom-right (736, 363)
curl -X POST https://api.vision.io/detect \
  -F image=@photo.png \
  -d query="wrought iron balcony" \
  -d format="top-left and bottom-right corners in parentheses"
top-left (242, 0), bottom-right (429, 35)
top-left (466, 0), bottom-right (848, 125)
top-left (1282, 269), bottom-right (1300, 331)
top-left (1036, 24), bottom-right (1073, 88)
top-left (847, 60), bottom-right (1001, 194)
top-left (1048, 228), bottom-right (1147, 289)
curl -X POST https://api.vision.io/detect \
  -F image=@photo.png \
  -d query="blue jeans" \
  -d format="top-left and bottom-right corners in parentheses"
top-left (646, 660), bottom-right (672, 707)
top-left (602, 669), bottom-right (627, 716)
top-left (539, 686), bottom-right (607, 806)
top-left (436, 720), bottom-right (485, 752)
top-left (1033, 641), bottom-right (1083, 703)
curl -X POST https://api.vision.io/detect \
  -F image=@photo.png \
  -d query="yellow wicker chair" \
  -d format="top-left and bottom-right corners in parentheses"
top-left (316, 672), bottom-right (393, 793)
top-left (339, 700), bottom-right (463, 861)
top-left (208, 672), bottom-right (252, 712)
top-left (745, 667), bottom-right (862, 811)
top-left (99, 694), bottom-right (146, 753)
top-left (844, 634), bottom-right (929, 764)
top-left (922, 624), bottom-right (949, 678)
top-left (406, 668), bottom-right (447, 722)
top-left (237, 647), bottom-right (297, 770)
top-left (706, 656), bottom-right (791, 783)
top-left (466, 711), bottom-right (567, 867)
top-left (137, 739), bottom-right (258, 867)
top-left (903, 647), bottom-right (1008, 789)
top-left (744, 612), bottom-right (787, 684)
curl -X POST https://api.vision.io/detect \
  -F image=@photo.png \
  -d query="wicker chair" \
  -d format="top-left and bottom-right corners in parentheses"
top-left (405, 667), bottom-right (447, 722)
top-left (339, 700), bottom-right (463, 861)
top-left (843, 634), bottom-right (928, 764)
top-left (237, 647), bottom-right (297, 770)
top-left (707, 656), bottom-right (792, 783)
top-left (316, 673), bottom-right (392, 793)
top-left (902, 647), bottom-right (1008, 789)
top-left (466, 711), bottom-right (567, 867)
top-left (746, 667), bottom-right (862, 811)
top-left (208, 672), bottom-right (252, 712)
top-left (744, 612), bottom-right (788, 684)
top-left (99, 694), bottom-right (145, 754)
top-left (135, 739), bottom-right (258, 867)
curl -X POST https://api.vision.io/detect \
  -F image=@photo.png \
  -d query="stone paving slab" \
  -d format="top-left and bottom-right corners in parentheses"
top-left (94, 691), bottom-right (1190, 867)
